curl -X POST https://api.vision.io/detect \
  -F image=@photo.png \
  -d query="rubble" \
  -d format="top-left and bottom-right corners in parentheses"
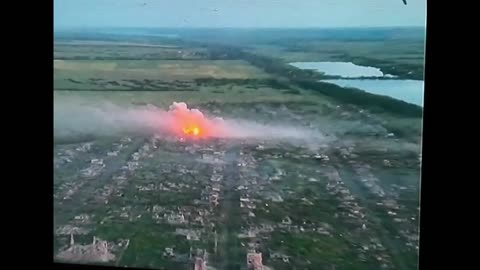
top-left (75, 143), bottom-right (93, 152)
top-left (56, 236), bottom-right (116, 263)
top-left (163, 247), bottom-right (175, 257)
top-left (383, 159), bottom-right (392, 167)
top-left (313, 154), bottom-right (330, 161)
top-left (175, 228), bottom-right (201, 241)
top-left (55, 225), bottom-right (90, 235)
top-left (247, 252), bottom-right (264, 270)
top-left (282, 216), bottom-right (292, 225)
top-left (164, 212), bottom-right (186, 224)
top-left (80, 159), bottom-right (105, 178)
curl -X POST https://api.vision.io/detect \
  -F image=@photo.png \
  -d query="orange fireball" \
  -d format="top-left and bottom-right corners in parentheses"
top-left (166, 102), bottom-right (225, 139)
top-left (183, 126), bottom-right (200, 136)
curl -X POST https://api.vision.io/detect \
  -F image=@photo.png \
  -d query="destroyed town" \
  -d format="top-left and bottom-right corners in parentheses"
top-left (55, 119), bottom-right (421, 270)
top-left (54, 2), bottom-right (424, 270)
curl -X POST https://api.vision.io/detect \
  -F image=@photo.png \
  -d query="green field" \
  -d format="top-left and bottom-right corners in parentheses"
top-left (54, 59), bottom-right (270, 89)
top-left (54, 40), bottom-right (204, 60)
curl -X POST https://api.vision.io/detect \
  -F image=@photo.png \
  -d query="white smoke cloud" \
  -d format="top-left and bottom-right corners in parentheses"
top-left (54, 100), bottom-right (326, 145)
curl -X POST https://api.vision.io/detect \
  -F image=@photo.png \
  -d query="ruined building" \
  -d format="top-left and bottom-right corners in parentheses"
top-left (193, 249), bottom-right (208, 270)
top-left (247, 252), bottom-right (264, 270)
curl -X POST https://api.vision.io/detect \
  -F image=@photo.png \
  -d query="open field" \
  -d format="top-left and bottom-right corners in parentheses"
top-left (54, 43), bottom-right (207, 60)
top-left (250, 40), bottom-right (424, 64)
top-left (54, 60), bottom-right (269, 81)
top-left (54, 59), bottom-right (271, 90)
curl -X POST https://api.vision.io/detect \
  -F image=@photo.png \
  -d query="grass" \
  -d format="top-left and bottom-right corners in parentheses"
top-left (265, 231), bottom-right (357, 269)
top-left (54, 59), bottom-right (270, 90)
top-left (54, 42), bottom-right (206, 61)
top-left (53, 81), bottom-right (318, 108)
top-left (251, 40), bottom-right (424, 64)
top-left (94, 222), bottom-right (189, 269)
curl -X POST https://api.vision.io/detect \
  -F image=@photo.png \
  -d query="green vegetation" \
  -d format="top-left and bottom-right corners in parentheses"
top-left (266, 231), bottom-right (361, 269)
top-left (194, 78), bottom-right (291, 90)
top-left (294, 80), bottom-right (422, 117)
top-left (54, 59), bottom-right (269, 84)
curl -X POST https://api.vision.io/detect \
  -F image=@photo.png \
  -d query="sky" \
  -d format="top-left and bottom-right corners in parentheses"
top-left (54, 0), bottom-right (426, 29)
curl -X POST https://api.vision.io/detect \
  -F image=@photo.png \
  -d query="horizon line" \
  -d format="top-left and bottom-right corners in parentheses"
top-left (54, 25), bottom-right (426, 31)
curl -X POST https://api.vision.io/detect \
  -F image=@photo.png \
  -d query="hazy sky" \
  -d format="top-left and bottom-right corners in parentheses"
top-left (54, 0), bottom-right (426, 29)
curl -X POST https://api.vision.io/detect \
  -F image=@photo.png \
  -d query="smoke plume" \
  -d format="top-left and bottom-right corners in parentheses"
top-left (54, 101), bottom-right (326, 145)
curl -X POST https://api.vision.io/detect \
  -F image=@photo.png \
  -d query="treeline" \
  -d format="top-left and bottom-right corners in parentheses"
top-left (56, 78), bottom-right (197, 92)
top-left (332, 55), bottom-right (424, 80)
top-left (194, 78), bottom-right (291, 89)
top-left (294, 80), bottom-right (423, 117)
top-left (203, 46), bottom-right (244, 60)
top-left (239, 51), bottom-right (326, 81)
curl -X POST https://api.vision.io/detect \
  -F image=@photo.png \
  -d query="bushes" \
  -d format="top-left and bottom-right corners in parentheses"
top-left (193, 78), bottom-right (292, 90)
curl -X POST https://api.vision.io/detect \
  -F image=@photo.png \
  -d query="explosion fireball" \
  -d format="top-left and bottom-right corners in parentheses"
top-left (55, 99), bottom-right (325, 145)
top-left (166, 102), bottom-right (225, 139)
top-left (183, 126), bottom-right (200, 136)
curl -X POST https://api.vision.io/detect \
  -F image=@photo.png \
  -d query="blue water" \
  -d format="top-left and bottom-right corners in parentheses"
top-left (323, 79), bottom-right (424, 107)
top-left (289, 61), bottom-right (388, 77)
